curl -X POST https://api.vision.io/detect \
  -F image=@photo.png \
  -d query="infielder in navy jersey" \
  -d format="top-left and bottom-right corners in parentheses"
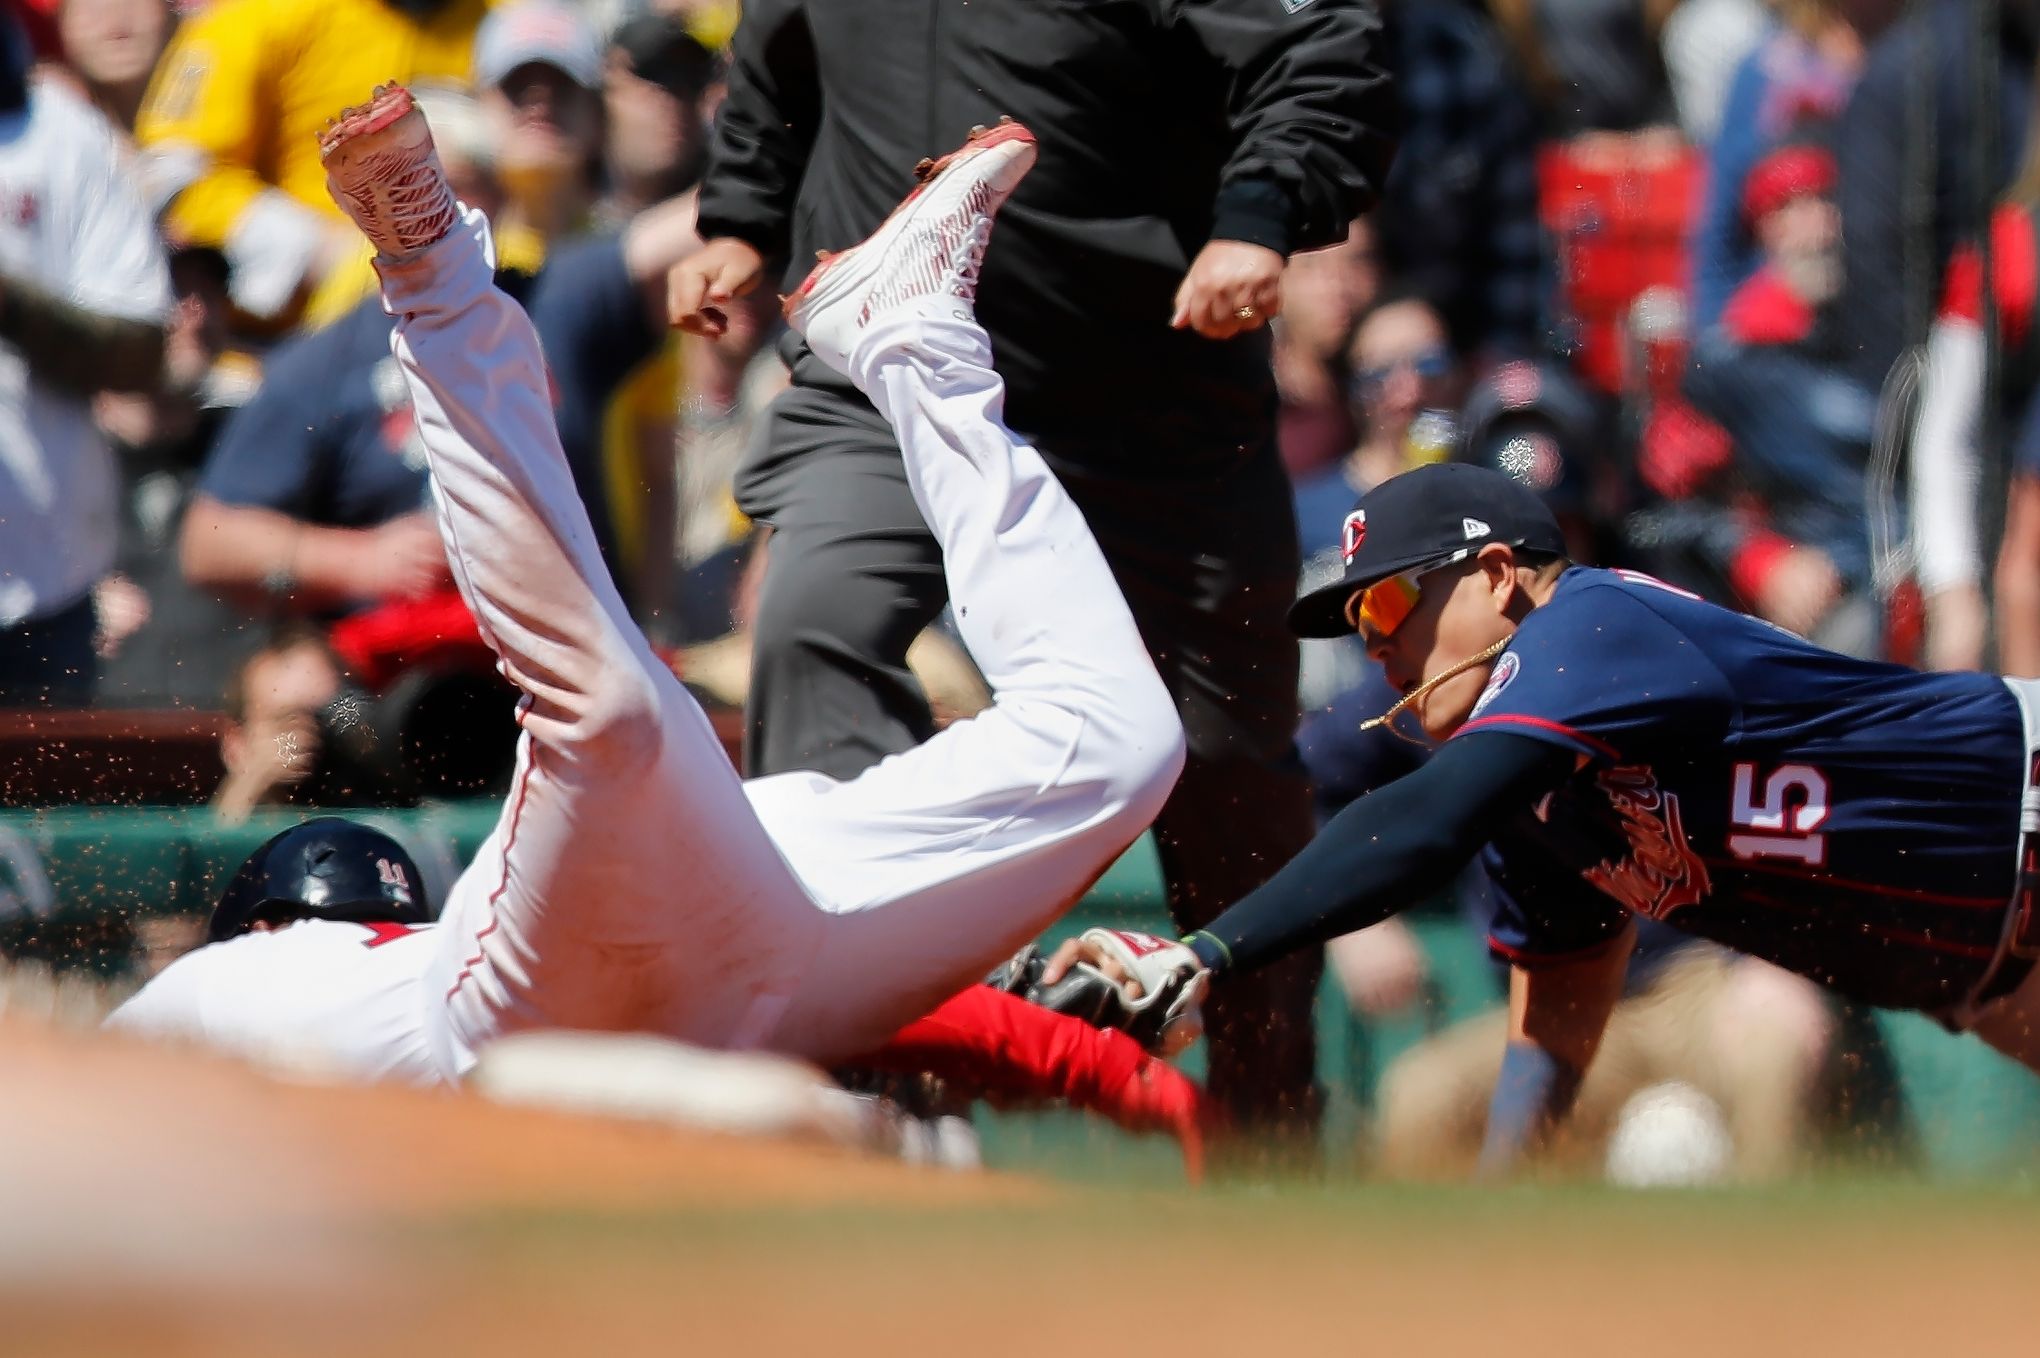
top-left (1043, 460), bottom-right (2040, 1172)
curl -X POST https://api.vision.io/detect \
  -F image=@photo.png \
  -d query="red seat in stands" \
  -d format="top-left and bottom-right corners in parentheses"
top-left (1540, 139), bottom-right (1705, 396)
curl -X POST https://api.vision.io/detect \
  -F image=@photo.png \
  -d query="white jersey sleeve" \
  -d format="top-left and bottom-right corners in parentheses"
top-left (105, 920), bottom-right (451, 1085)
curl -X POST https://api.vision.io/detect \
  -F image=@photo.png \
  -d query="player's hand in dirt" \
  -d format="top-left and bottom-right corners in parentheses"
top-left (1172, 240), bottom-right (1285, 340)
top-left (365, 513), bottom-right (455, 600)
top-left (668, 238), bottom-right (767, 338)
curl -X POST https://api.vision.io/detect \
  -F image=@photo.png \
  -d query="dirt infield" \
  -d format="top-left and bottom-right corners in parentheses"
top-left (6, 1016), bottom-right (2038, 1358)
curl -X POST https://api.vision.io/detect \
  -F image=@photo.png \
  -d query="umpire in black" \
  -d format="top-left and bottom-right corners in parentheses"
top-left (670, 0), bottom-right (1395, 1151)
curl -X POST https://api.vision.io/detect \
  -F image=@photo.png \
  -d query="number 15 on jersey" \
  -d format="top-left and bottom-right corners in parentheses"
top-left (1728, 762), bottom-right (1830, 866)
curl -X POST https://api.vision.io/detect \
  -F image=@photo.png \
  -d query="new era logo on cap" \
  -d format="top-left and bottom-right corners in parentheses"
top-left (1462, 517), bottom-right (1491, 539)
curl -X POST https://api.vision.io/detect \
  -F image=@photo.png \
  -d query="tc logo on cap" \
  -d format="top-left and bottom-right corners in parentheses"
top-left (1341, 510), bottom-right (1367, 564)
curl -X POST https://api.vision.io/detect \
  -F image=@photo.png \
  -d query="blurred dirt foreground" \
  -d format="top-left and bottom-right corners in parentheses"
top-left (4, 1012), bottom-right (2038, 1358)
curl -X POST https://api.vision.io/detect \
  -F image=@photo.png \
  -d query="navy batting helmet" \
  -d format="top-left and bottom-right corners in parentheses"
top-left (207, 817), bottom-right (434, 943)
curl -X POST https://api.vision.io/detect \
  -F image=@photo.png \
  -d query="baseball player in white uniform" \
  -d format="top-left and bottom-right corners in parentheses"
top-left (109, 85), bottom-right (1189, 1082)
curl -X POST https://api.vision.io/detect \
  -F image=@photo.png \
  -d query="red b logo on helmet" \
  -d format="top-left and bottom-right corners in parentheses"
top-left (1340, 510), bottom-right (1367, 564)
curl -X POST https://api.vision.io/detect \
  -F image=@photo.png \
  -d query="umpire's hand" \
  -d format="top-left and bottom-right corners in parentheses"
top-left (1172, 240), bottom-right (1284, 341)
top-left (669, 238), bottom-right (767, 338)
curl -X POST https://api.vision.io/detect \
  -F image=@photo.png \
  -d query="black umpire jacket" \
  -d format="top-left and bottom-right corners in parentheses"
top-left (699, 0), bottom-right (1396, 459)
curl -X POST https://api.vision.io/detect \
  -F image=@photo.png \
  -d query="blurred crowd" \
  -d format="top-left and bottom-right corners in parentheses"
top-left (2, 0), bottom-right (2037, 1172)
top-left (0, 0), bottom-right (765, 811)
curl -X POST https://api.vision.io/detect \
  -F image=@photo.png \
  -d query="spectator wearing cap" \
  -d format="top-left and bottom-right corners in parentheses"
top-left (1292, 290), bottom-right (1467, 714)
top-left (1684, 138), bottom-right (1880, 654)
top-left (134, 0), bottom-right (490, 331)
top-left (0, 14), bottom-right (170, 708)
top-left (1457, 358), bottom-right (1611, 565)
top-left (1717, 141), bottom-right (1842, 345)
top-left (1688, 0), bottom-right (1874, 332)
top-left (601, 12), bottom-right (717, 223)
top-left (475, 0), bottom-right (605, 276)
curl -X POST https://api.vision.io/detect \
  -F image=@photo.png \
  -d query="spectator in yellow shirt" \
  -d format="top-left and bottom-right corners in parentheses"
top-left (134, 0), bottom-right (491, 328)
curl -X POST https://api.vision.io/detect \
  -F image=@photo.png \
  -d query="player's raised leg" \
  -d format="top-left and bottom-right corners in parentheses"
top-left (320, 86), bottom-right (825, 1069)
top-left (752, 124), bottom-right (1187, 1057)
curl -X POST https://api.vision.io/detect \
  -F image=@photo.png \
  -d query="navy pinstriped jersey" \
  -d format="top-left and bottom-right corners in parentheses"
top-left (1458, 567), bottom-right (2027, 1010)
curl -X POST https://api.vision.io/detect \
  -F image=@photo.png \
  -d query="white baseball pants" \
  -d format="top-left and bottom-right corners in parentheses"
top-left (389, 212), bottom-right (1183, 1072)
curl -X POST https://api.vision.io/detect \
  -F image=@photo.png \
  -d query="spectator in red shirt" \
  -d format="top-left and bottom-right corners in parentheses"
top-left (1718, 141), bottom-right (1843, 346)
top-left (1685, 138), bottom-right (1881, 654)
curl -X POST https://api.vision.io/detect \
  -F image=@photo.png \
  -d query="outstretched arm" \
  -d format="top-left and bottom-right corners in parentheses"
top-left (1478, 926), bottom-right (1633, 1177)
top-left (1183, 732), bottom-right (1577, 976)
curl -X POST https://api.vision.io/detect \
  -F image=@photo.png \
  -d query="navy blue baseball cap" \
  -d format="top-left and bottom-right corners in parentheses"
top-left (1287, 461), bottom-right (1570, 639)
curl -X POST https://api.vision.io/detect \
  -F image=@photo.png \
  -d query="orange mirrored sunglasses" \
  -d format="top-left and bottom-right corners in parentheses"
top-left (1344, 569), bottom-right (1426, 638)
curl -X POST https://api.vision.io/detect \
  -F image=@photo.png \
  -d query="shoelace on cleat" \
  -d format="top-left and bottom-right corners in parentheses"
top-left (944, 214), bottom-right (994, 302)
top-left (336, 145), bottom-right (456, 251)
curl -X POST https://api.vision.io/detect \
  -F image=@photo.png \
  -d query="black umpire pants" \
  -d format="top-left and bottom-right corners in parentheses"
top-left (737, 376), bottom-right (1323, 1145)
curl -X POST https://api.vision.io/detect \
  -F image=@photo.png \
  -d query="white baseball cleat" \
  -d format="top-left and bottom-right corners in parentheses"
top-left (319, 83), bottom-right (461, 261)
top-left (784, 119), bottom-right (1037, 375)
